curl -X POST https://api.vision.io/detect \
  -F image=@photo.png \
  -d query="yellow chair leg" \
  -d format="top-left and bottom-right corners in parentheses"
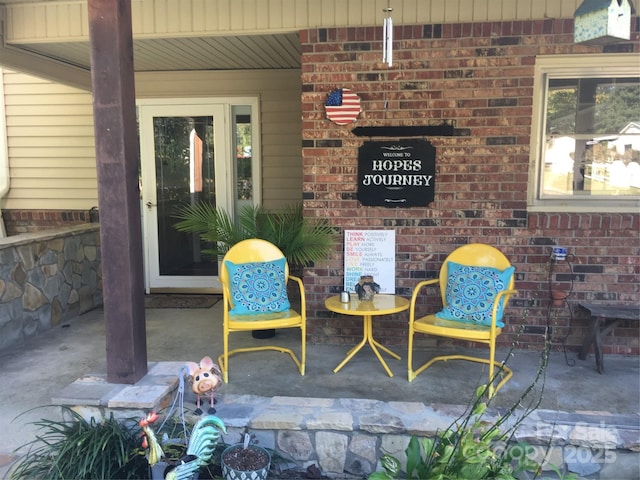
top-left (221, 327), bottom-right (230, 383)
top-left (300, 327), bottom-right (306, 376)
top-left (219, 355), bottom-right (229, 383)
top-left (217, 346), bottom-right (304, 383)
top-left (407, 354), bottom-right (513, 397)
top-left (407, 329), bottom-right (416, 382)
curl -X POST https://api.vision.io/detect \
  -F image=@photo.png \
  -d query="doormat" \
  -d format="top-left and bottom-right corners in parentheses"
top-left (144, 294), bottom-right (221, 309)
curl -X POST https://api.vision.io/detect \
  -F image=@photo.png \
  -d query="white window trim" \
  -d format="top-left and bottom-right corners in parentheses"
top-left (528, 54), bottom-right (640, 213)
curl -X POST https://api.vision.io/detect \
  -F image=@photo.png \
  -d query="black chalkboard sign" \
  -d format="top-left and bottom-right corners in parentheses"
top-left (357, 140), bottom-right (436, 207)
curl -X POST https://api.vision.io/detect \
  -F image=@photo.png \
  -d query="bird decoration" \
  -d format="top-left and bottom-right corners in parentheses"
top-left (139, 411), bottom-right (165, 467)
top-left (185, 356), bottom-right (223, 415)
top-left (139, 412), bottom-right (227, 480)
top-left (164, 415), bottom-right (227, 480)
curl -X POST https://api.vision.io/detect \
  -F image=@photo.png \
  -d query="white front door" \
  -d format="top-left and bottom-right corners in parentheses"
top-left (138, 99), bottom-right (259, 292)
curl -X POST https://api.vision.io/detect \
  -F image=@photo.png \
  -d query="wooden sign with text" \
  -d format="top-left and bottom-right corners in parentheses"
top-left (357, 140), bottom-right (436, 207)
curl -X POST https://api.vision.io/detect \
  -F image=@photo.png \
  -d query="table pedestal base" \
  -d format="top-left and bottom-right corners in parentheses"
top-left (333, 315), bottom-right (400, 377)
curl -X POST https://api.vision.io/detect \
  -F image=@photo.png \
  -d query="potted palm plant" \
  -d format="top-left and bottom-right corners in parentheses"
top-left (173, 202), bottom-right (335, 337)
top-left (173, 202), bottom-right (334, 266)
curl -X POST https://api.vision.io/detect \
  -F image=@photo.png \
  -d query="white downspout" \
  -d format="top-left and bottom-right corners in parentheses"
top-left (0, 67), bottom-right (9, 237)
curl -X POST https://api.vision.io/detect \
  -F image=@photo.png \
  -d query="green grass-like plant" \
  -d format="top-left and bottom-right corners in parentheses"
top-left (9, 407), bottom-right (149, 480)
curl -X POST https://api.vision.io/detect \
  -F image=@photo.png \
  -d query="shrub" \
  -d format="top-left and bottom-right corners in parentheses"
top-left (369, 334), bottom-right (578, 480)
top-left (9, 408), bottom-right (148, 480)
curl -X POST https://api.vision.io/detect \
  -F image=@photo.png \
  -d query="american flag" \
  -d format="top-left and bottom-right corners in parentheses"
top-left (325, 88), bottom-right (361, 125)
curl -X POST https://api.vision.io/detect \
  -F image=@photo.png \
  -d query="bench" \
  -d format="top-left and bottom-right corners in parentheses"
top-left (577, 303), bottom-right (640, 374)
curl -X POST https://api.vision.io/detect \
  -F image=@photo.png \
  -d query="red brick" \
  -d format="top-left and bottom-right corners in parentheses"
top-left (297, 20), bottom-right (640, 350)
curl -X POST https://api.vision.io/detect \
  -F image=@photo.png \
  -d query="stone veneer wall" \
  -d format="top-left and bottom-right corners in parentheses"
top-left (0, 224), bottom-right (102, 352)
top-left (59, 361), bottom-right (639, 480)
top-left (218, 396), bottom-right (639, 479)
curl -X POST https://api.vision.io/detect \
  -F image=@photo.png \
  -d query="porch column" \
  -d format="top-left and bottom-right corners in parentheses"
top-left (87, 0), bottom-right (147, 383)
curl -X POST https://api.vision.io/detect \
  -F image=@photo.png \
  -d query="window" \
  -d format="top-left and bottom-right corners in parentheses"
top-left (232, 105), bottom-right (254, 213)
top-left (528, 55), bottom-right (640, 212)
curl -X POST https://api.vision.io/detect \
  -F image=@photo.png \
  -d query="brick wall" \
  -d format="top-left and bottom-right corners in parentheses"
top-left (2, 209), bottom-right (99, 235)
top-left (300, 19), bottom-right (640, 354)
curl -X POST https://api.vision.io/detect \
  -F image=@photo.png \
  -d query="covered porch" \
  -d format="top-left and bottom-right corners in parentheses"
top-left (0, 302), bottom-right (638, 478)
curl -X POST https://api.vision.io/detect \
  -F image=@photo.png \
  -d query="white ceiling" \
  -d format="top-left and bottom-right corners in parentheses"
top-left (11, 33), bottom-right (302, 72)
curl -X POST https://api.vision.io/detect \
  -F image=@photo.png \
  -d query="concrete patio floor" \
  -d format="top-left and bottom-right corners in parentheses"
top-left (0, 299), bottom-right (638, 477)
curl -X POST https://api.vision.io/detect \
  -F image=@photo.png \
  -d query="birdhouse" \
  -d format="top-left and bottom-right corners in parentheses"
top-left (574, 0), bottom-right (636, 45)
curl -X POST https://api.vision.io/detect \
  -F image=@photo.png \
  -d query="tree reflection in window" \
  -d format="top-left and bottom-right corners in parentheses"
top-left (543, 77), bottom-right (640, 197)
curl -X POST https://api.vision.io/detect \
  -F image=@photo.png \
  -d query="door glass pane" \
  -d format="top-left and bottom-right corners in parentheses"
top-left (153, 116), bottom-right (218, 276)
top-left (233, 106), bottom-right (253, 212)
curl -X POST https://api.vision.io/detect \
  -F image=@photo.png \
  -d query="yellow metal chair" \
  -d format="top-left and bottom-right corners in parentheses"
top-left (217, 238), bottom-right (306, 382)
top-left (407, 243), bottom-right (518, 397)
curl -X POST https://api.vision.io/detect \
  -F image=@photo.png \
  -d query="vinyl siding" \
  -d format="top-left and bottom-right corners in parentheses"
top-left (260, 96), bottom-right (303, 206)
top-left (1, 69), bottom-right (98, 210)
top-left (2, 68), bottom-right (303, 210)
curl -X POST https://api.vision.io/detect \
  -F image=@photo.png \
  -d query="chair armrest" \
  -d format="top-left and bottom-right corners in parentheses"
top-left (409, 278), bottom-right (440, 319)
top-left (494, 288), bottom-right (519, 305)
top-left (288, 275), bottom-right (306, 313)
top-left (288, 274), bottom-right (303, 288)
top-left (489, 288), bottom-right (519, 329)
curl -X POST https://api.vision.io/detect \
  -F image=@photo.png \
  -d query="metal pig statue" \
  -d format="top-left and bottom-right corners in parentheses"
top-left (185, 356), bottom-right (223, 415)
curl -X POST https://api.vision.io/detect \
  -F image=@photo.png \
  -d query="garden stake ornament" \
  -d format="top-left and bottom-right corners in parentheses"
top-left (139, 411), bottom-right (164, 466)
top-left (139, 411), bottom-right (227, 479)
top-left (186, 356), bottom-right (223, 415)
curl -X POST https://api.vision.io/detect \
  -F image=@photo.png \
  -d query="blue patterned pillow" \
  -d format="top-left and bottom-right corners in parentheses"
top-left (225, 258), bottom-right (290, 315)
top-left (435, 260), bottom-right (515, 327)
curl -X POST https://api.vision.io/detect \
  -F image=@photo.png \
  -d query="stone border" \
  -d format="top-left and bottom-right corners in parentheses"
top-left (55, 362), bottom-right (640, 479)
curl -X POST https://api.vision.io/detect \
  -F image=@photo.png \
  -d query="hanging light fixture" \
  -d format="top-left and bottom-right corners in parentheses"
top-left (382, 1), bottom-right (393, 67)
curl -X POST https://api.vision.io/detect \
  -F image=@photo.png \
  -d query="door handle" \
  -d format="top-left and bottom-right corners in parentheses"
top-left (145, 201), bottom-right (157, 209)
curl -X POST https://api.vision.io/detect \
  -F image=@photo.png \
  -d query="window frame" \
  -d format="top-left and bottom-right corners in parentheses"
top-left (528, 54), bottom-right (640, 213)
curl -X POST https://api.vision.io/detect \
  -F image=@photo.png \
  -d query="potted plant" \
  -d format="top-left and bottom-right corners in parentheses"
top-left (173, 202), bottom-right (335, 338)
top-left (173, 202), bottom-right (334, 267)
top-left (220, 430), bottom-right (271, 480)
top-left (550, 288), bottom-right (569, 307)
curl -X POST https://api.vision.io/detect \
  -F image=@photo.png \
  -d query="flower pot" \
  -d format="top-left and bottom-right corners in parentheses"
top-left (150, 461), bottom-right (200, 480)
top-left (150, 461), bottom-right (169, 480)
top-left (251, 329), bottom-right (275, 339)
top-left (550, 289), bottom-right (568, 307)
top-left (221, 444), bottom-right (270, 480)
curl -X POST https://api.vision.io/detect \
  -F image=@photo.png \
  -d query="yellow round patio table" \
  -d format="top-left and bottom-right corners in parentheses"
top-left (325, 294), bottom-right (409, 377)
